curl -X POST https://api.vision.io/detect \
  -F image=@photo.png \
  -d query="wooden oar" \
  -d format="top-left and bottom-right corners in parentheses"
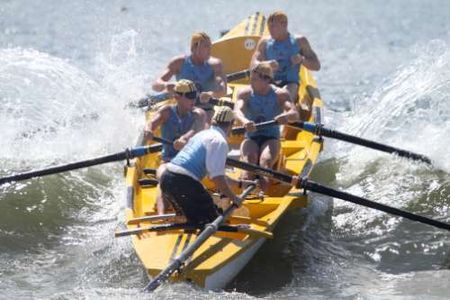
top-left (115, 221), bottom-right (272, 239)
top-left (226, 157), bottom-right (450, 232)
top-left (0, 144), bottom-right (162, 186)
top-left (143, 184), bottom-right (256, 292)
top-left (289, 122), bottom-right (432, 164)
top-left (130, 69), bottom-right (250, 109)
top-left (127, 213), bottom-right (176, 225)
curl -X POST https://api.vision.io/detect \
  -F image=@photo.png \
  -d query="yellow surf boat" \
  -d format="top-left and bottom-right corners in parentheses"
top-left (121, 12), bottom-right (324, 290)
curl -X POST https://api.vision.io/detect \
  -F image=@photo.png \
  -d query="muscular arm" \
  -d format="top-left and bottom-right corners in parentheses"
top-left (297, 36), bottom-right (321, 71)
top-left (179, 108), bottom-right (207, 141)
top-left (234, 88), bottom-right (251, 124)
top-left (251, 37), bottom-right (280, 71)
top-left (210, 58), bottom-right (227, 97)
top-left (211, 175), bottom-right (239, 204)
top-left (152, 56), bottom-right (184, 92)
top-left (144, 105), bottom-right (170, 133)
top-left (251, 38), bottom-right (268, 68)
top-left (275, 89), bottom-right (299, 123)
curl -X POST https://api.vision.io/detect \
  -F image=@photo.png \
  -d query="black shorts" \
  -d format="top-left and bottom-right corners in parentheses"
top-left (160, 170), bottom-right (219, 224)
top-left (249, 135), bottom-right (278, 148)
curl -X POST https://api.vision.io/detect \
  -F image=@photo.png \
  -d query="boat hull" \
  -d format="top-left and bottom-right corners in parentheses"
top-left (122, 12), bottom-right (324, 290)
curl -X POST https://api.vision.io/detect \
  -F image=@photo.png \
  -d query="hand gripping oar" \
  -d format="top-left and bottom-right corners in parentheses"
top-left (143, 184), bottom-right (256, 292)
top-left (289, 122), bottom-right (432, 165)
top-left (231, 120), bottom-right (278, 135)
top-left (131, 69), bottom-right (250, 109)
top-left (0, 144), bottom-right (163, 186)
top-left (226, 157), bottom-right (450, 232)
top-left (150, 120), bottom-right (279, 144)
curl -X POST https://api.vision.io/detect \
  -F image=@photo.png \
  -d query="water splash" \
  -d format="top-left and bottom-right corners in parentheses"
top-left (0, 48), bottom-right (138, 172)
top-left (331, 40), bottom-right (450, 267)
top-left (94, 30), bottom-right (151, 103)
top-left (341, 39), bottom-right (450, 172)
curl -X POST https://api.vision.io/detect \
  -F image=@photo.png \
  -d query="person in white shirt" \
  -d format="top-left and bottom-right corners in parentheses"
top-left (160, 106), bottom-right (254, 224)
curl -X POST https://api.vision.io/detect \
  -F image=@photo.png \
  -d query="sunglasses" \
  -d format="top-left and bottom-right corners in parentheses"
top-left (252, 71), bottom-right (272, 81)
top-left (175, 91), bottom-right (197, 100)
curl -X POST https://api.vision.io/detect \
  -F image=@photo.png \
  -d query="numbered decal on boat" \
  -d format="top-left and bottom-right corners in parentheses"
top-left (244, 38), bottom-right (256, 50)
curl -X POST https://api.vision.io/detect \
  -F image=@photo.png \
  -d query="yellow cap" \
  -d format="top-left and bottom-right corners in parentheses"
top-left (212, 106), bottom-right (235, 123)
top-left (268, 11), bottom-right (288, 24)
top-left (174, 79), bottom-right (197, 93)
top-left (251, 62), bottom-right (274, 80)
top-left (191, 32), bottom-right (211, 50)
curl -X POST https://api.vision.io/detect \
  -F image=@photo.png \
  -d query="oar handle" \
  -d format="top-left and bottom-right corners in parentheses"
top-left (231, 120), bottom-right (278, 135)
top-left (131, 69), bottom-right (250, 109)
top-left (291, 122), bottom-right (432, 165)
top-left (0, 144), bottom-right (163, 186)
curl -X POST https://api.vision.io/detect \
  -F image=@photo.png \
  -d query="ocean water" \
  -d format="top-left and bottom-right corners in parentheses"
top-left (1, 1), bottom-right (449, 299)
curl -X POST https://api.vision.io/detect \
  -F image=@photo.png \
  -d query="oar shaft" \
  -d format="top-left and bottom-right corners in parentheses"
top-left (143, 184), bottom-right (256, 292)
top-left (226, 157), bottom-right (450, 232)
top-left (0, 144), bottom-right (162, 185)
top-left (292, 122), bottom-right (432, 164)
top-left (133, 69), bottom-right (250, 109)
top-left (152, 136), bottom-right (172, 145)
top-left (304, 180), bottom-right (450, 231)
top-left (226, 69), bottom-right (250, 82)
top-left (116, 223), bottom-right (197, 237)
top-left (226, 157), bottom-right (292, 183)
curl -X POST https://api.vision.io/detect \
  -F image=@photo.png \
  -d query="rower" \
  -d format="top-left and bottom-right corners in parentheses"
top-left (234, 62), bottom-right (299, 191)
top-left (160, 106), bottom-right (254, 225)
top-left (144, 79), bottom-right (206, 214)
top-left (251, 11), bottom-right (320, 114)
top-left (152, 32), bottom-right (227, 122)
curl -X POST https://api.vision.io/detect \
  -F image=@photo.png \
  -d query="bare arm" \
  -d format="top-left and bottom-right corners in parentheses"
top-left (199, 58), bottom-right (227, 102)
top-left (211, 58), bottom-right (227, 97)
top-left (143, 106), bottom-right (171, 140)
top-left (173, 108), bottom-right (206, 150)
top-left (234, 88), bottom-right (251, 124)
top-left (212, 175), bottom-right (237, 201)
top-left (251, 38), bottom-right (279, 71)
top-left (234, 88), bottom-right (257, 132)
top-left (152, 56), bottom-right (184, 92)
top-left (274, 89), bottom-right (299, 124)
top-left (179, 108), bottom-right (206, 141)
top-left (297, 36), bottom-right (320, 71)
top-left (213, 176), bottom-right (256, 205)
top-left (251, 38), bottom-right (267, 67)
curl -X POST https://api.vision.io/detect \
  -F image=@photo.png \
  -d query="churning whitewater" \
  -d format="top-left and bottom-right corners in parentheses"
top-left (1, 1), bottom-right (449, 299)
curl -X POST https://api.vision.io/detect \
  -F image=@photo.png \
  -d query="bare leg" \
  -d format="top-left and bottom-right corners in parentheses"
top-left (285, 83), bottom-right (299, 103)
top-left (240, 138), bottom-right (259, 180)
top-left (156, 163), bottom-right (169, 215)
top-left (259, 139), bottom-right (281, 191)
top-left (285, 82), bottom-right (312, 120)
